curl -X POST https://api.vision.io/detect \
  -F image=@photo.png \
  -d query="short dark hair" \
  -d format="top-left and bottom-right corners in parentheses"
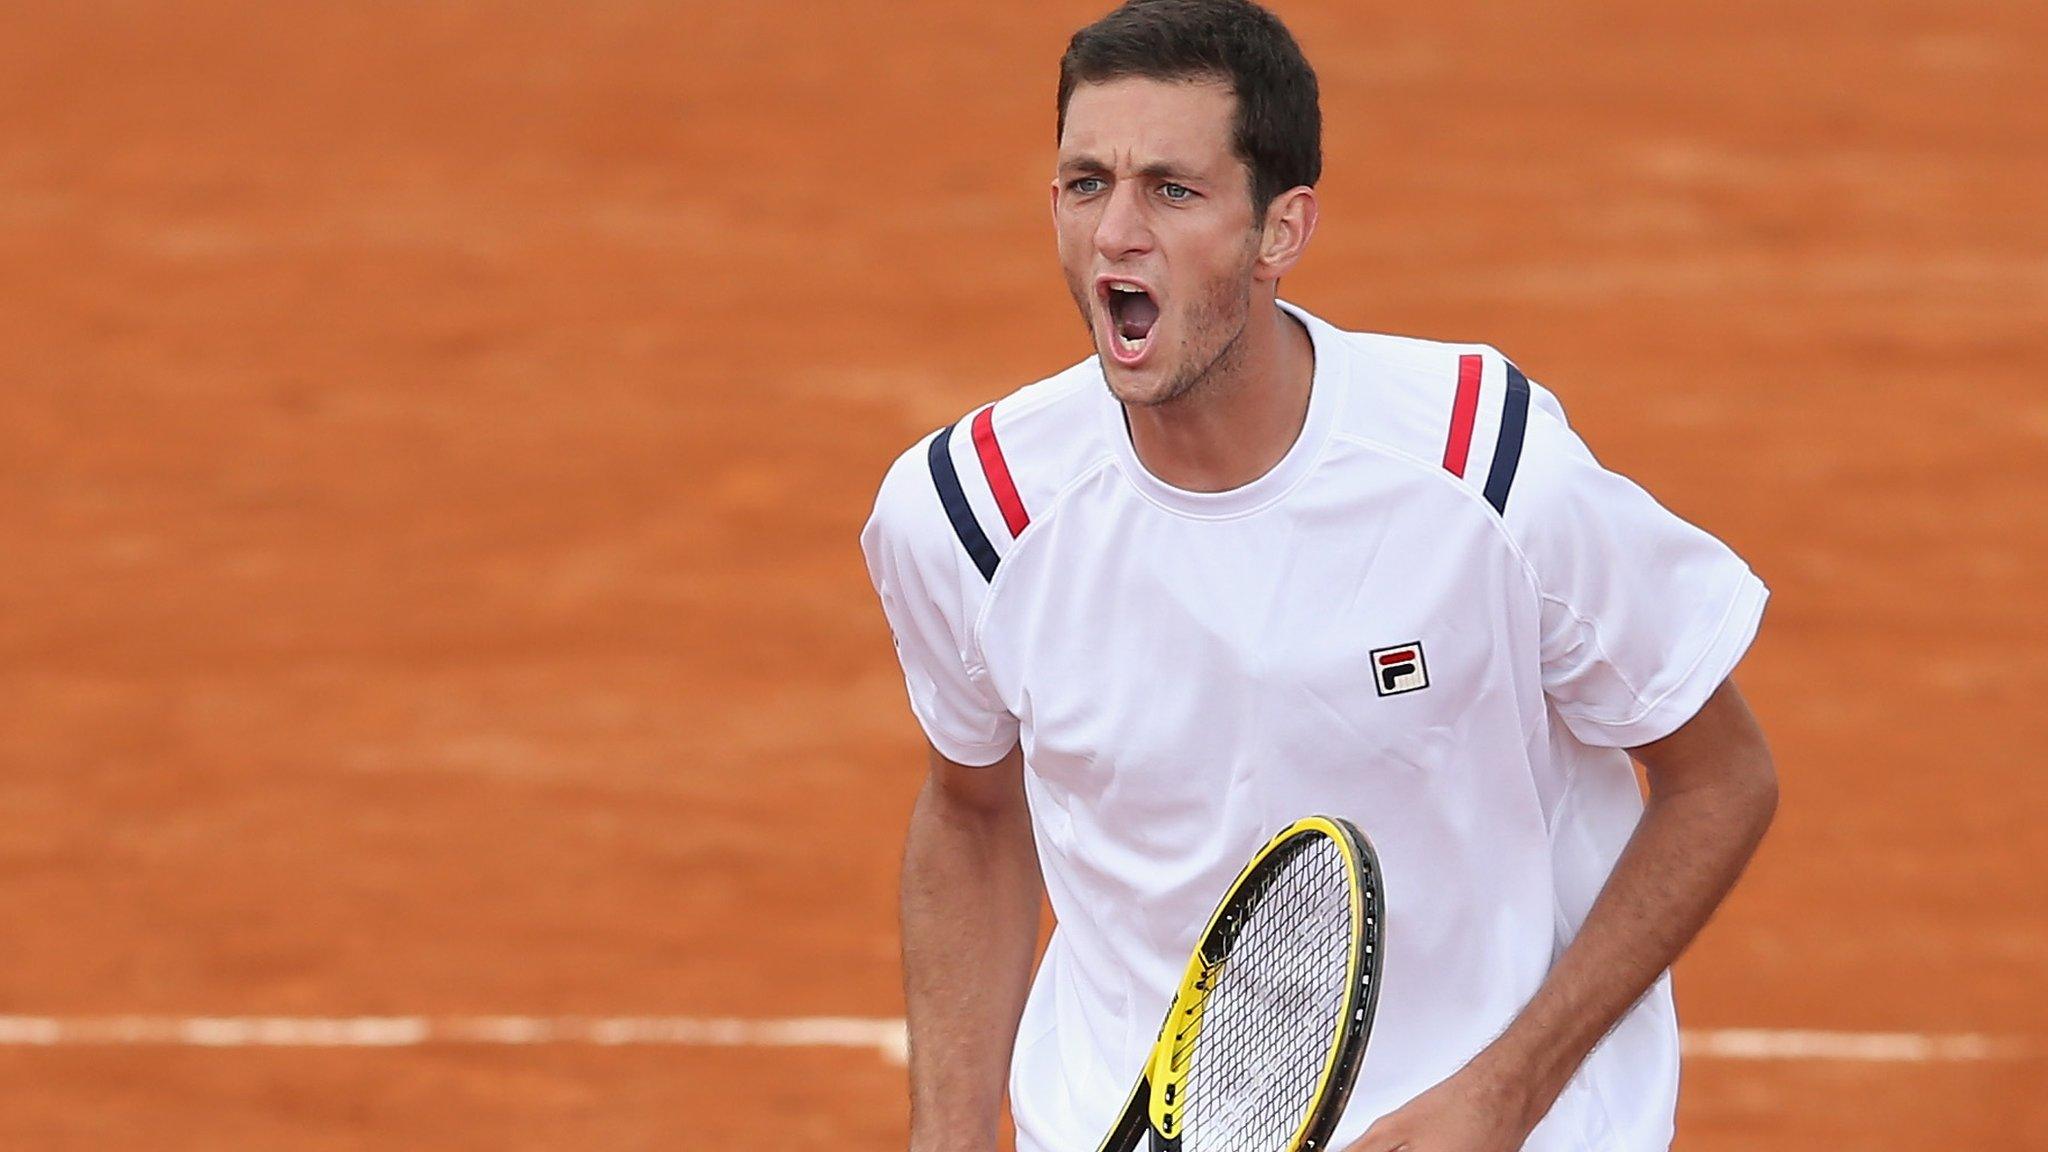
top-left (1056, 0), bottom-right (1321, 213)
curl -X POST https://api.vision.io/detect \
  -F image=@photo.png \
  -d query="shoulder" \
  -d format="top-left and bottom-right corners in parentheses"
top-left (863, 358), bottom-right (1112, 584)
top-left (1315, 325), bottom-right (1708, 585)
top-left (1316, 320), bottom-right (1569, 518)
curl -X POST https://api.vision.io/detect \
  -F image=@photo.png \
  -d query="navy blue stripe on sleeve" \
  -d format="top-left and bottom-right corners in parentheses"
top-left (1482, 363), bottom-right (1531, 514)
top-left (927, 424), bottom-right (1001, 582)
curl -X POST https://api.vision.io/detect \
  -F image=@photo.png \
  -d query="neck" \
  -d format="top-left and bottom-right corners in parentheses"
top-left (1122, 300), bottom-right (1315, 493)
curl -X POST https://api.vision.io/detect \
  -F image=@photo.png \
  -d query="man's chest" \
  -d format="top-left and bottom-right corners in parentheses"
top-left (976, 494), bottom-right (1540, 795)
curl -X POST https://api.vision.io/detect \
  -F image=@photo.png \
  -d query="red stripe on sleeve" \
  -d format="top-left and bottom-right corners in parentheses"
top-left (1442, 354), bottom-right (1483, 478)
top-left (970, 405), bottom-right (1031, 537)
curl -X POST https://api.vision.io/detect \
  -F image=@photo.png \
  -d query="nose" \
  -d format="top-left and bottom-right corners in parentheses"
top-left (1092, 180), bottom-right (1153, 261)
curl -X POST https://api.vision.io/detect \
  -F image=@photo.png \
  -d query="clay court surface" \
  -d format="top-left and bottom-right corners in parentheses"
top-left (1, 0), bottom-right (2043, 1147)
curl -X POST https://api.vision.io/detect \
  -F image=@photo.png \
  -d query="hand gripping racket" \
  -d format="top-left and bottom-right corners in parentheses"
top-left (1095, 815), bottom-right (1384, 1152)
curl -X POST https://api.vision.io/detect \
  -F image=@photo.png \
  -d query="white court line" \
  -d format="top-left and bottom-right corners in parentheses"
top-left (0, 1017), bottom-right (2031, 1065)
top-left (1677, 1028), bottom-right (2032, 1062)
top-left (0, 1016), bottom-right (912, 1063)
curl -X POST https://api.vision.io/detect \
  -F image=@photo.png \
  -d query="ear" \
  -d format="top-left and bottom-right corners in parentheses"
top-left (1251, 186), bottom-right (1318, 283)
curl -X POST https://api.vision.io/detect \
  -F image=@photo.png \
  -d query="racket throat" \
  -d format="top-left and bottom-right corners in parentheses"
top-left (1146, 956), bottom-right (1221, 1143)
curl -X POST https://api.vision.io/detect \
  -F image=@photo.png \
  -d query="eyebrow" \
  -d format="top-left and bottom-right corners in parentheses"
top-left (1057, 155), bottom-right (1206, 183)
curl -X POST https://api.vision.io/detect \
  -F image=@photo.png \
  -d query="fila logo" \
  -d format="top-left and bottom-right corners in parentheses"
top-left (1371, 642), bottom-right (1429, 696)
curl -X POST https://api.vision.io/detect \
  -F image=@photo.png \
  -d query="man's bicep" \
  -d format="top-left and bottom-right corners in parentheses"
top-left (925, 738), bottom-right (1027, 816)
top-left (1631, 678), bottom-right (1776, 799)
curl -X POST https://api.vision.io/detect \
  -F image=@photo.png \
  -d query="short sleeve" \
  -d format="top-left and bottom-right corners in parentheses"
top-left (1505, 396), bottom-right (1769, 748)
top-left (859, 435), bottom-right (1020, 766)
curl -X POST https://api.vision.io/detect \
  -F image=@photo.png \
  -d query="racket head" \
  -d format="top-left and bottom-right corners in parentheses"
top-left (1097, 815), bottom-right (1383, 1152)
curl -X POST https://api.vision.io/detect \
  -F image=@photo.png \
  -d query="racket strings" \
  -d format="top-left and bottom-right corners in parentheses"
top-left (1176, 835), bottom-right (1361, 1152)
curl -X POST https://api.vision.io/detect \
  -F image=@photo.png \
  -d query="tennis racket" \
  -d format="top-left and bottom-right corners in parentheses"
top-left (1095, 815), bottom-right (1384, 1152)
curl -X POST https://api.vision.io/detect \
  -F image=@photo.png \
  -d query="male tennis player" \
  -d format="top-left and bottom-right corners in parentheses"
top-left (861, 2), bottom-right (1778, 1150)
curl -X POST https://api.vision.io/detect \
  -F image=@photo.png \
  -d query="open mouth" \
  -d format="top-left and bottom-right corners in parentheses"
top-left (1101, 281), bottom-right (1160, 363)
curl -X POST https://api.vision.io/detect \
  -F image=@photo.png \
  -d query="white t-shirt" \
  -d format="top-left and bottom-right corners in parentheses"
top-left (860, 302), bottom-right (1768, 1152)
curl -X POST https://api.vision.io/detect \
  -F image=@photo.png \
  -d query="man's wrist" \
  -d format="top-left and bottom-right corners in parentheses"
top-left (1463, 1030), bottom-right (1574, 1137)
top-left (907, 1111), bottom-right (1000, 1152)
top-left (909, 1135), bottom-right (994, 1152)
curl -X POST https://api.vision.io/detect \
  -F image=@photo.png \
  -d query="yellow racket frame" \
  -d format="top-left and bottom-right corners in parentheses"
top-left (1095, 815), bottom-right (1383, 1152)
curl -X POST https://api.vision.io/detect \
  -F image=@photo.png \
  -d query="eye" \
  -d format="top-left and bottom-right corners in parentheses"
top-left (1160, 183), bottom-right (1195, 202)
top-left (1068, 176), bottom-right (1107, 195)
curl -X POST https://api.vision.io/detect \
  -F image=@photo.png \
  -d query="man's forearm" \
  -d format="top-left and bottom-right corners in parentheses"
top-left (902, 751), bottom-right (1043, 1152)
top-left (1478, 767), bottom-right (1776, 1126)
top-left (1473, 683), bottom-right (1778, 1131)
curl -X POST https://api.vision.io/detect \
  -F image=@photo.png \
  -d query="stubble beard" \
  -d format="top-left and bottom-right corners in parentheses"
top-left (1067, 243), bottom-right (1262, 411)
top-left (1142, 273), bottom-right (1253, 410)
